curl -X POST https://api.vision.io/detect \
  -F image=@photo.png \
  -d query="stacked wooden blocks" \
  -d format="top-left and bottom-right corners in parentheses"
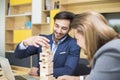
top-left (40, 46), bottom-right (55, 80)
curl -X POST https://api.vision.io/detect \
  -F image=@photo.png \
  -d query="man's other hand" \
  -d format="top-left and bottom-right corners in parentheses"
top-left (28, 67), bottom-right (39, 76)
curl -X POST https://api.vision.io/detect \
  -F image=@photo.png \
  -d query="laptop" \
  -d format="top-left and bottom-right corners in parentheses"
top-left (0, 56), bottom-right (38, 80)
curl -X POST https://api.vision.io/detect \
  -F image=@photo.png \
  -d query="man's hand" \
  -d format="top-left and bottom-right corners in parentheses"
top-left (28, 67), bottom-right (39, 76)
top-left (23, 36), bottom-right (50, 47)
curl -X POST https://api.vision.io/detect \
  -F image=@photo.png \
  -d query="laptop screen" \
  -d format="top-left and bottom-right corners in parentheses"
top-left (0, 56), bottom-right (15, 80)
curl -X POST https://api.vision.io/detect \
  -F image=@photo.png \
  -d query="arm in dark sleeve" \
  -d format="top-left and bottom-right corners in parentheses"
top-left (53, 40), bottom-right (80, 78)
top-left (14, 43), bottom-right (40, 59)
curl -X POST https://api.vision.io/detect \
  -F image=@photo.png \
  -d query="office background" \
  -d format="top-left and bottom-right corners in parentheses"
top-left (0, 0), bottom-right (120, 68)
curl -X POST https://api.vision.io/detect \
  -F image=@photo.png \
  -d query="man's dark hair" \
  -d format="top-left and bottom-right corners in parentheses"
top-left (54, 11), bottom-right (75, 29)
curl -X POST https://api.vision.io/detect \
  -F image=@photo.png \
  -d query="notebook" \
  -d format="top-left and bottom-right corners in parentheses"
top-left (0, 56), bottom-right (38, 80)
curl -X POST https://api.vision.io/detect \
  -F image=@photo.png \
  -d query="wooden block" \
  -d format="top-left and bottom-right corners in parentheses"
top-left (40, 69), bottom-right (53, 74)
top-left (40, 63), bottom-right (53, 73)
top-left (40, 46), bottom-right (54, 80)
top-left (40, 75), bottom-right (55, 80)
top-left (42, 46), bottom-right (53, 55)
top-left (40, 72), bottom-right (53, 76)
top-left (40, 53), bottom-right (53, 57)
top-left (40, 62), bottom-right (53, 68)
top-left (40, 55), bottom-right (53, 62)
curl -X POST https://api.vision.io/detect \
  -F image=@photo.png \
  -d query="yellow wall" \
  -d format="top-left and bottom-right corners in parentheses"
top-left (50, 9), bottom-right (60, 33)
top-left (10, 0), bottom-right (32, 6)
top-left (13, 30), bottom-right (32, 43)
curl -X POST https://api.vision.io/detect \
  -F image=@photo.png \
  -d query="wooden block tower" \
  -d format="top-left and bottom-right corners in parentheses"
top-left (39, 46), bottom-right (55, 80)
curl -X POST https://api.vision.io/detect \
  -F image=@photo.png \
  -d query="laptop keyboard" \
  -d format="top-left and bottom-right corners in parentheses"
top-left (15, 76), bottom-right (27, 80)
top-left (15, 75), bottom-right (38, 80)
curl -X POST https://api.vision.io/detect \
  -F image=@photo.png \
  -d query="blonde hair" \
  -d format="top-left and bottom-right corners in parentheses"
top-left (71, 11), bottom-right (118, 63)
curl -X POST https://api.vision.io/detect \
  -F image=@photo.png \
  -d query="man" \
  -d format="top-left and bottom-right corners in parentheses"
top-left (14, 11), bottom-right (80, 78)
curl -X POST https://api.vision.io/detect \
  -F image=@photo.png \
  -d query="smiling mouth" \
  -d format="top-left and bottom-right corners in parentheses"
top-left (55, 32), bottom-right (61, 36)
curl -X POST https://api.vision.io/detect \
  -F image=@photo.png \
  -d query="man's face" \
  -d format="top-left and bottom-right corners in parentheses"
top-left (53, 19), bottom-right (70, 42)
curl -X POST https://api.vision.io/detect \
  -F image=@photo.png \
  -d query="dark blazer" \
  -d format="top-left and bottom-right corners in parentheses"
top-left (14, 34), bottom-right (80, 78)
top-left (88, 39), bottom-right (120, 80)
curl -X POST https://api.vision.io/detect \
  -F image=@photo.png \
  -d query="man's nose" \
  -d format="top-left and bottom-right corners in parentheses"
top-left (57, 28), bottom-right (62, 33)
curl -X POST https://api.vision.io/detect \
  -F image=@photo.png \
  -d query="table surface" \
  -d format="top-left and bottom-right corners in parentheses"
top-left (0, 66), bottom-right (57, 80)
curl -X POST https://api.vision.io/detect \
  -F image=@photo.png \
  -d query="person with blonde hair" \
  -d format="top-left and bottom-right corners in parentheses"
top-left (57, 11), bottom-right (120, 80)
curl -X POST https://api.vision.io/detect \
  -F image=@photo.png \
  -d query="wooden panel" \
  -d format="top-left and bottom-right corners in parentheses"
top-left (13, 30), bottom-right (32, 43)
top-left (5, 30), bottom-right (13, 43)
top-left (14, 17), bottom-right (26, 29)
top-left (61, 0), bottom-right (120, 5)
top-left (42, 10), bottom-right (50, 23)
top-left (32, 24), bottom-right (41, 36)
top-left (5, 44), bottom-right (15, 51)
top-left (5, 17), bottom-right (15, 29)
top-left (40, 24), bottom-right (51, 34)
top-left (10, 16), bottom-right (31, 29)
top-left (10, 4), bottom-right (32, 15)
top-left (61, 1), bottom-right (120, 13)
top-left (5, 0), bottom-right (32, 52)
top-left (5, 16), bottom-right (31, 29)
top-left (10, 0), bottom-right (32, 6)
top-left (61, 0), bottom-right (93, 3)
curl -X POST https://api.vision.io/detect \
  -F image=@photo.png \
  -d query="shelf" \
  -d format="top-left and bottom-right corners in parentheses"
top-left (5, 43), bottom-right (16, 51)
top-left (5, 28), bottom-right (31, 30)
top-left (5, 28), bottom-right (14, 30)
top-left (5, 42), bottom-right (16, 44)
top-left (42, 10), bottom-right (50, 13)
top-left (5, 50), bottom-right (14, 53)
top-left (33, 23), bottom-right (50, 26)
top-left (5, 13), bottom-right (32, 17)
top-left (5, 0), bottom-right (33, 52)
top-left (10, 4), bottom-right (32, 15)
top-left (5, 15), bottom-right (31, 29)
top-left (60, 0), bottom-right (120, 13)
top-left (5, 29), bottom-right (32, 44)
top-left (60, 0), bottom-right (102, 5)
top-left (40, 23), bottom-right (50, 25)
top-left (61, 0), bottom-right (120, 5)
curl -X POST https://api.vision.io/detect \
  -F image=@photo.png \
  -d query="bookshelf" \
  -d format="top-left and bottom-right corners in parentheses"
top-left (5, 0), bottom-right (32, 52)
top-left (32, 0), bottom-right (60, 36)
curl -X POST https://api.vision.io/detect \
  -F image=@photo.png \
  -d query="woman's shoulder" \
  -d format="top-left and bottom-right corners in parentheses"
top-left (94, 39), bottom-right (120, 58)
top-left (102, 39), bottom-right (120, 49)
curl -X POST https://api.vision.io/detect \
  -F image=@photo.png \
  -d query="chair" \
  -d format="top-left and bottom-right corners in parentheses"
top-left (74, 58), bottom-right (91, 76)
